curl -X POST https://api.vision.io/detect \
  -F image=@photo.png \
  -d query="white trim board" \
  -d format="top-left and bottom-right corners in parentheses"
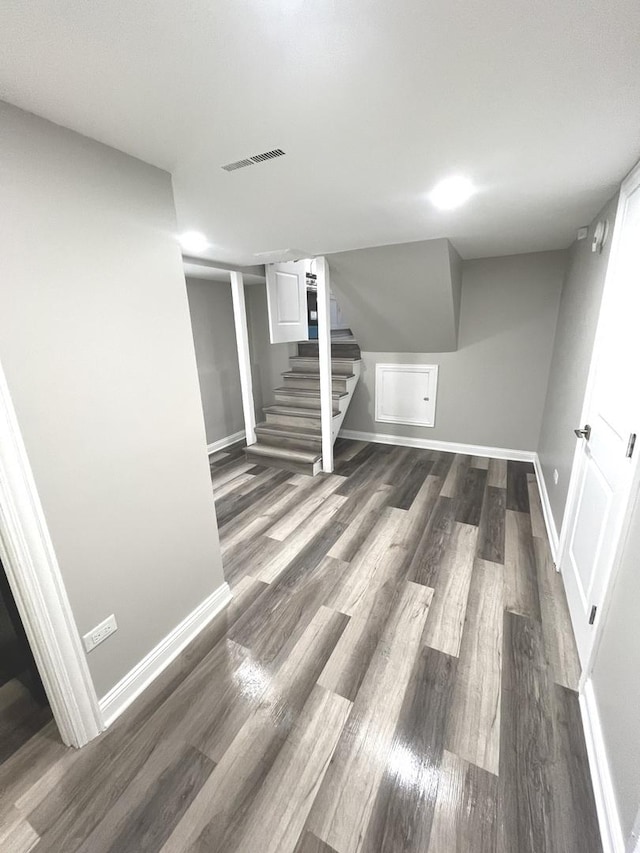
top-left (230, 270), bottom-right (257, 446)
top-left (0, 358), bottom-right (103, 748)
top-left (533, 454), bottom-right (560, 563)
top-left (100, 582), bottom-right (232, 727)
top-left (580, 678), bottom-right (625, 853)
top-left (207, 430), bottom-right (245, 456)
top-left (338, 429), bottom-right (536, 462)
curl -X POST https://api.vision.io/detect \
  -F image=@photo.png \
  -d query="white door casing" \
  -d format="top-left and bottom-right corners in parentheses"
top-left (560, 159), bottom-right (640, 670)
top-left (0, 358), bottom-right (104, 747)
top-left (265, 261), bottom-right (309, 344)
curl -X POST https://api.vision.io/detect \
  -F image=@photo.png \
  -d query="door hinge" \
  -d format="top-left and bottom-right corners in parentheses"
top-left (626, 433), bottom-right (637, 458)
top-left (589, 605), bottom-right (597, 625)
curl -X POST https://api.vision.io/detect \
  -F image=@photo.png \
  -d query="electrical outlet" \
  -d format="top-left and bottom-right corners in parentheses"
top-left (553, 469), bottom-right (559, 485)
top-left (83, 614), bottom-right (117, 653)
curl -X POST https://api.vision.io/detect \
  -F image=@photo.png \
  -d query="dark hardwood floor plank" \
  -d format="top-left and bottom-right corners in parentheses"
top-left (0, 682), bottom-right (52, 766)
top-left (360, 647), bottom-right (457, 853)
top-left (504, 510), bottom-right (542, 621)
top-left (213, 470), bottom-right (256, 500)
top-left (75, 744), bottom-right (214, 853)
top-left (319, 578), bottom-right (417, 702)
top-left (219, 480), bottom-right (310, 553)
top-left (406, 496), bottom-right (456, 587)
top-left (427, 749), bottom-right (498, 853)
top-left (533, 537), bottom-right (581, 690)
top-left (334, 442), bottom-right (382, 479)
top-left (477, 485), bottom-right (506, 564)
top-left (324, 507), bottom-right (408, 618)
top-left (0, 806), bottom-right (39, 852)
top-left (506, 460), bottom-right (532, 513)
top-left (328, 483), bottom-right (393, 562)
top-left (429, 450), bottom-right (455, 480)
top-left (215, 469), bottom-right (291, 527)
top-left (257, 495), bottom-right (347, 584)
top-left (471, 455), bottom-right (490, 469)
top-left (445, 558), bottom-right (503, 775)
top-left (294, 831), bottom-right (340, 853)
top-left (264, 475), bottom-right (346, 541)
top-left (336, 444), bottom-right (401, 497)
top-left (17, 574), bottom-right (268, 826)
top-left (422, 522), bottom-right (478, 657)
top-left (28, 647), bottom-right (245, 851)
top-left (229, 554), bottom-right (348, 667)
top-left (209, 442), bottom-right (246, 470)
top-left (227, 685), bottom-right (352, 853)
top-left (0, 722), bottom-right (71, 813)
top-left (526, 473), bottom-right (547, 538)
top-left (177, 640), bottom-right (271, 766)
top-left (393, 476), bottom-right (449, 573)
top-left (498, 612), bottom-right (554, 853)
top-left (440, 454), bottom-right (472, 498)
top-left (221, 534), bottom-right (285, 585)
top-left (306, 582), bottom-right (433, 853)
top-left (160, 607), bottom-right (349, 852)
top-left (388, 449), bottom-right (433, 510)
top-left (487, 458), bottom-right (507, 489)
top-left (246, 464), bottom-right (268, 475)
top-left (211, 463), bottom-right (254, 496)
top-left (455, 466), bottom-right (488, 526)
top-left (548, 684), bottom-right (603, 853)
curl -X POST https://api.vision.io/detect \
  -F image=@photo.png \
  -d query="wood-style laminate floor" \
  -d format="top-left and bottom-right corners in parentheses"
top-left (0, 440), bottom-right (602, 852)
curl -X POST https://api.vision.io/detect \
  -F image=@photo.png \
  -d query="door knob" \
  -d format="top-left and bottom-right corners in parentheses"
top-left (574, 424), bottom-right (591, 440)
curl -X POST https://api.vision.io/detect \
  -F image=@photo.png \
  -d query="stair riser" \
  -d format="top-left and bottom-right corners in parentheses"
top-left (255, 432), bottom-right (322, 451)
top-left (274, 393), bottom-right (342, 412)
top-left (282, 377), bottom-right (350, 392)
top-left (298, 342), bottom-right (361, 359)
top-left (266, 413), bottom-right (322, 429)
top-left (291, 359), bottom-right (355, 376)
top-left (245, 450), bottom-right (318, 476)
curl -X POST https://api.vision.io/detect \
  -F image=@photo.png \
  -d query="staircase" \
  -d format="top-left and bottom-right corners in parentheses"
top-left (246, 333), bottom-right (361, 475)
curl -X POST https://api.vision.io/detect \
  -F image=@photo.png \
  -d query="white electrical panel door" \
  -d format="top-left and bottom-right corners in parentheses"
top-left (375, 364), bottom-right (438, 427)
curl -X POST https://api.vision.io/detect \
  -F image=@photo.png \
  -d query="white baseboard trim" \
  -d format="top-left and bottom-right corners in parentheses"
top-left (533, 453), bottom-right (560, 563)
top-left (207, 430), bottom-right (245, 456)
top-left (579, 678), bottom-right (624, 853)
top-left (338, 429), bottom-right (536, 463)
top-left (99, 582), bottom-right (232, 727)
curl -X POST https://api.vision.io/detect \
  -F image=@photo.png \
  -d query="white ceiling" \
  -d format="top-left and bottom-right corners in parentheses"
top-left (183, 259), bottom-right (265, 285)
top-left (2, 1), bottom-right (640, 264)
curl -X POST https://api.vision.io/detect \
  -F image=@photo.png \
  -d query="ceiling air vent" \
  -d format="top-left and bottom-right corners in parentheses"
top-left (221, 158), bottom-right (254, 172)
top-left (250, 148), bottom-right (285, 163)
top-left (221, 148), bottom-right (286, 172)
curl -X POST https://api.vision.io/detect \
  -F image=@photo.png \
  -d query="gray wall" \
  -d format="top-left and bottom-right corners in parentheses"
top-left (245, 284), bottom-right (294, 420)
top-left (342, 251), bottom-right (567, 451)
top-left (328, 238), bottom-right (462, 353)
top-left (537, 195), bottom-right (619, 531)
top-left (591, 486), bottom-right (640, 842)
top-left (0, 102), bottom-right (225, 698)
top-left (186, 277), bottom-right (244, 445)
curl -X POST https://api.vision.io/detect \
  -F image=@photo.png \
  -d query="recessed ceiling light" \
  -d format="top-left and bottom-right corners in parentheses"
top-left (429, 176), bottom-right (475, 210)
top-left (178, 231), bottom-right (210, 253)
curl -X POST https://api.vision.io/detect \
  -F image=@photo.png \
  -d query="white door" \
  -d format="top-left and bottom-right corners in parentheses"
top-left (561, 163), bottom-right (640, 667)
top-left (265, 261), bottom-right (309, 344)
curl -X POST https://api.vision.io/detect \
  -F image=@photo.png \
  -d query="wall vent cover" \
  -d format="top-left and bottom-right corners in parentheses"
top-left (221, 149), bottom-right (285, 172)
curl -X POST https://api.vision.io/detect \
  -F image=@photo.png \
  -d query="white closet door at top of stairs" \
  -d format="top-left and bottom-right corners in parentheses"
top-left (265, 261), bottom-right (309, 344)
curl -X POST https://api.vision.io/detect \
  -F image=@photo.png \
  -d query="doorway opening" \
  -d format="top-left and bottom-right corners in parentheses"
top-left (0, 557), bottom-right (51, 765)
